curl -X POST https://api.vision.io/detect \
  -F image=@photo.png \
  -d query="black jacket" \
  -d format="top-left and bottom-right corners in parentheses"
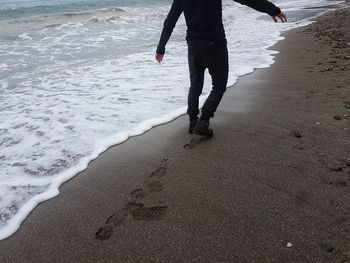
top-left (156, 0), bottom-right (281, 54)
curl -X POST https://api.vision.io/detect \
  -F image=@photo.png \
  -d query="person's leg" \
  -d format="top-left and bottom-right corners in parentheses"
top-left (200, 43), bottom-right (229, 121)
top-left (187, 42), bottom-right (206, 122)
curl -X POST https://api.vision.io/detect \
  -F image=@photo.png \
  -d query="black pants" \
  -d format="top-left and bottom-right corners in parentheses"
top-left (187, 40), bottom-right (229, 121)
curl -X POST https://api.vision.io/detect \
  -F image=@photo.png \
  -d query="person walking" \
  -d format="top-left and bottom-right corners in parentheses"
top-left (155, 0), bottom-right (287, 137)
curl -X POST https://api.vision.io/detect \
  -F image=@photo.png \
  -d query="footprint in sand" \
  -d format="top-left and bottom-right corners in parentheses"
top-left (183, 135), bottom-right (211, 149)
top-left (317, 152), bottom-right (346, 172)
top-left (291, 130), bottom-right (302, 138)
top-left (95, 158), bottom-right (169, 241)
top-left (130, 159), bottom-right (167, 200)
top-left (95, 203), bottom-right (168, 240)
top-left (95, 225), bottom-right (114, 240)
top-left (327, 180), bottom-right (348, 187)
top-left (320, 242), bottom-right (334, 253)
top-left (128, 203), bottom-right (168, 221)
top-left (149, 158), bottom-right (168, 178)
top-left (130, 181), bottom-right (164, 201)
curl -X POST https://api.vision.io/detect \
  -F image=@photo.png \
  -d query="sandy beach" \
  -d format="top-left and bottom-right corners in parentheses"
top-left (1, 7), bottom-right (349, 263)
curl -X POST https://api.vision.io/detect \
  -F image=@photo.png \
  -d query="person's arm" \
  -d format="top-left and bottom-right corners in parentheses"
top-left (233, 0), bottom-right (287, 22)
top-left (155, 0), bottom-right (182, 63)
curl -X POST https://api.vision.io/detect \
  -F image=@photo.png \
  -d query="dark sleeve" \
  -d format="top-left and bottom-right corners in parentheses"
top-left (156, 0), bottom-right (182, 55)
top-left (233, 0), bottom-right (281, 16)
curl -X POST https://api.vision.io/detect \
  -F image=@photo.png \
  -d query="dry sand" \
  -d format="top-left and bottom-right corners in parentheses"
top-left (0, 8), bottom-right (349, 263)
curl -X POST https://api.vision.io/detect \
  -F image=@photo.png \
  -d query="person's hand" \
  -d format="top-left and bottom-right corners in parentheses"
top-left (155, 53), bottom-right (164, 64)
top-left (271, 11), bottom-right (287, 23)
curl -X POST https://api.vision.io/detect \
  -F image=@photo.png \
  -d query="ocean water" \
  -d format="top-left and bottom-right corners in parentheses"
top-left (0, 0), bottom-right (343, 239)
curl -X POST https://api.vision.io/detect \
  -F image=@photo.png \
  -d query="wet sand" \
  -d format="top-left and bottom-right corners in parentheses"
top-left (1, 8), bottom-right (350, 263)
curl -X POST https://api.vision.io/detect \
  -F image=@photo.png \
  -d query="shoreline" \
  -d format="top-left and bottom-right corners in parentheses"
top-left (0, 3), bottom-right (324, 240)
top-left (0, 1), bottom-right (318, 239)
top-left (1, 6), bottom-right (350, 263)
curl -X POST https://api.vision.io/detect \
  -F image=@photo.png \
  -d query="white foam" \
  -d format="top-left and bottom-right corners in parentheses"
top-left (0, 0), bottom-right (339, 240)
top-left (0, 63), bottom-right (8, 70)
top-left (18, 33), bottom-right (32, 40)
top-left (0, 105), bottom-right (189, 240)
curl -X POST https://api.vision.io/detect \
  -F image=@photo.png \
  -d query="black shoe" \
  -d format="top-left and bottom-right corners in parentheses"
top-left (194, 119), bottom-right (213, 138)
top-left (189, 118), bottom-right (198, 134)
